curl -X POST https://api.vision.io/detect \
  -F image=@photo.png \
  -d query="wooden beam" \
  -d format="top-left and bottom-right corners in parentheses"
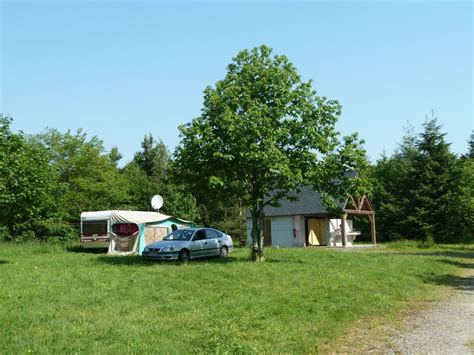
top-left (358, 195), bottom-right (366, 211)
top-left (348, 195), bottom-right (358, 211)
top-left (368, 214), bottom-right (377, 245)
top-left (343, 209), bottom-right (375, 215)
top-left (364, 196), bottom-right (375, 212)
top-left (341, 213), bottom-right (347, 247)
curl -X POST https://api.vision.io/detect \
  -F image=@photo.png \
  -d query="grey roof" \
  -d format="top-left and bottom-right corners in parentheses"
top-left (260, 186), bottom-right (346, 217)
top-left (246, 172), bottom-right (358, 218)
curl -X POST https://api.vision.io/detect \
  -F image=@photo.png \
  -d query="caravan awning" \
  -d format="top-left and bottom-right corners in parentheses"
top-left (81, 210), bottom-right (190, 225)
top-left (110, 211), bottom-right (171, 224)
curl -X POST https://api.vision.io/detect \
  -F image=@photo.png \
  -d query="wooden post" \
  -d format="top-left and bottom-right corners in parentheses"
top-left (368, 214), bottom-right (377, 245)
top-left (341, 213), bottom-right (347, 247)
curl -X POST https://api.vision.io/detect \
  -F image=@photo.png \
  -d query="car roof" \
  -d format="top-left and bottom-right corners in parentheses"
top-left (180, 227), bottom-right (220, 232)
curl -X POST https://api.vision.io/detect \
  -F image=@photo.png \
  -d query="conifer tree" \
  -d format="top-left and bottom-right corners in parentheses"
top-left (409, 118), bottom-right (459, 242)
top-left (370, 126), bottom-right (418, 241)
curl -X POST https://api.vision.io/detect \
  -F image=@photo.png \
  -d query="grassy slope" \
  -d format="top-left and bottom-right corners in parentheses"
top-left (0, 243), bottom-right (472, 353)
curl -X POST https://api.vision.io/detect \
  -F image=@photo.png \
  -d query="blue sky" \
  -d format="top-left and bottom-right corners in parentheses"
top-left (1, 1), bottom-right (472, 165)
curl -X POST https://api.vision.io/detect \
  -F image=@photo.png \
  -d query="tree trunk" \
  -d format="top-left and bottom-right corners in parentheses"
top-left (257, 200), bottom-right (265, 261)
top-left (250, 210), bottom-right (259, 260)
top-left (250, 201), bottom-right (265, 262)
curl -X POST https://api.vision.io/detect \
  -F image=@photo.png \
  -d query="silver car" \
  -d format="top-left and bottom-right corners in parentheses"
top-left (142, 228), bottom-right (234, 261)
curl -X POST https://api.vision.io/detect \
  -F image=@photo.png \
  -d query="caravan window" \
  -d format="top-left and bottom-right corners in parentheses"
top-left (82, 220), bottom-right (107, 236)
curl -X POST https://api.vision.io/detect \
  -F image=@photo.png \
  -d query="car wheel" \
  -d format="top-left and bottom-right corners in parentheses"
top-left (218, 246), bottom-right (228, 258)
top-left (178, 249), bottom-right (190, 262)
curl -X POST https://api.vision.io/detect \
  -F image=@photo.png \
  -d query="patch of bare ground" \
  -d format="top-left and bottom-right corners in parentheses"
top-left (330, 263), bottom-right (474, 354)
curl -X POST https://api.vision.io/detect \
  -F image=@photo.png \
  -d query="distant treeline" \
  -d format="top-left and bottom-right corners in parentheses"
top-left (0, 115), bottom-right (244, 242)
top-left (0, 114), bottom-right (472, 243)
top-left (357, 118), bottom-right (473, 244)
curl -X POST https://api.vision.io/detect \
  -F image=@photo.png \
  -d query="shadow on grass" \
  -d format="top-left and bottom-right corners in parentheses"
top-left (423, 251), bottom-right (474, 259)
top-left (436, 244), bottom-right (474, 251)
top-left (0, 259), bottom-right (9, 264)
top-left (95, 254), bottom-right (251, 267)
top-left (96, 255), bottom-right (163, 266)
top-left (95, 254), bottom-right (304, 267)
top-left (438, 259), bottom-right (474, 269)
top-left (419, 273), bottom-right (474, 292)
top-left (66, 246), bottom-right (108, 254)
top-left (264, 258), bottom-right (305, 264)
top-left (389, 251), bottom-right (474, 259)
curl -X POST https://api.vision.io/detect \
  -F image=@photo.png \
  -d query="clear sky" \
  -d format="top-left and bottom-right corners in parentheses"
top-left (1, 1), bottom-right (472, 165)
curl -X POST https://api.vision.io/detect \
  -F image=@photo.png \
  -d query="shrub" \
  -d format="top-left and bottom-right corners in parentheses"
top-left (417, 235), bottom-right (436, 249)
top-left (34, 218), bottom-right (77, 242)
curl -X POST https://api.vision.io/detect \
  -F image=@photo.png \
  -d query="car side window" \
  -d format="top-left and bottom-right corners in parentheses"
top-left (205, 229), bottom-right (219, 239)
top-left (194, 229), bottom-right (206, 241)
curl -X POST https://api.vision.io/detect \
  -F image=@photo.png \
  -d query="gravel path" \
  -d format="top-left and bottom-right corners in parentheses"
top-left (389, 268), bottom-right (474, 354)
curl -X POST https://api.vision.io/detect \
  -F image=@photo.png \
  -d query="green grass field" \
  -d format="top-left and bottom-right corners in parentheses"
top-left (1, 243), bottom-right (472, 353)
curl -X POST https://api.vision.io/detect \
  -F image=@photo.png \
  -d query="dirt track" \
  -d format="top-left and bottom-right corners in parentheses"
top-left (388, 267), bottom-right (474, 354)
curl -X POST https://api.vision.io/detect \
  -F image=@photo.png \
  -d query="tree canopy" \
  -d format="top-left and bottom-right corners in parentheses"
top-left (369, 118), bottom-right (473, 243)
top-left (122, 134), bottom-right (200, 222)
top-left (174, 45), bottom-right (369, 260)
top-left (1, 51), bottom-right (470, 247)
top-left (133, 133), bottom-right (170, 180)
top-left (33, 128), bottom-right (131, 222)
top-left (0, 115), bottom-right (64, 241)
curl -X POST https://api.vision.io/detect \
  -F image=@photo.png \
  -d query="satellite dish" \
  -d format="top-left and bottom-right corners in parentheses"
top-left (151, 195), bottom-right (163, 211)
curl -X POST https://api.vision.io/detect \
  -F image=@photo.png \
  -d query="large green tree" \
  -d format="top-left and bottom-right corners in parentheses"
top-left (174, 45), bottom-right (369, 261)
top-left (452, 131), bottom-right (474, 242)
top-left (370, 127), bottom-right (418, 241)
top-left (454, 157), bottom-right (474, 242)
top-left (33, 128), bottom-right (130, 223)
top-left (123, 134), bottom-right (200, 222)
top-left (0, 115), bottom-right (62, 241)
top-left (133, 133), bottom-right (170, 180)
top-left (370, 118), bottom-right (471, 243)
top-left (466, 131), bottom-right (474, 159)
top-left (408, 118), bottom-right (459, 242)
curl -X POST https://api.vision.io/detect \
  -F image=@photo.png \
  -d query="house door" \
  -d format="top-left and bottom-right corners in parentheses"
top-left (263, 219), bottom-right (272, 246)
top-left (307, 218), bottom-right (326, 246)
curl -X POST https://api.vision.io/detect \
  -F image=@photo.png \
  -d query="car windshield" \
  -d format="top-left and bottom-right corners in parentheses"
top-left (162, 229), bottom-right (194, 241)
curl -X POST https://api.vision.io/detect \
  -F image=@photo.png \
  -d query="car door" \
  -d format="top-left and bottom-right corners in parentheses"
top-left (189, 229), bottom-right (206, 258)
top-left (204, 229), bottom-right (220, 256)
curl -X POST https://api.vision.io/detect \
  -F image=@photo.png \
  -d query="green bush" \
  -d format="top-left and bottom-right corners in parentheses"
top-left (387, 239), bottom-right (418, 249)
top-left (0, 226), bottom-right (9, 242)
top-left (417, 235), bottom-right (436, 248)
top-left (3, 224), bottom-right (37, 242)
top-left (35, 218), bottom-right (77, 242)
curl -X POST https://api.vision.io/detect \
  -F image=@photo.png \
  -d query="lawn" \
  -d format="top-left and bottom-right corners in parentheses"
top-left (0, 242), bottom-right (472, 353)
